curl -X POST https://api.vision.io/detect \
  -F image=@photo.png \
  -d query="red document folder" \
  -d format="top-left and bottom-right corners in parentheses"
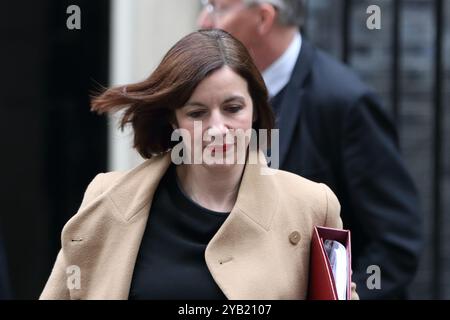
top-left (307, 226), bottom-right (352, 300)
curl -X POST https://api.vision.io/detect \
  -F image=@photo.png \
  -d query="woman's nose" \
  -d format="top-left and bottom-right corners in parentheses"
top-left (205, 115), bottom-right (229, 139)
top-left (206, 126), bottom-right (229, 140)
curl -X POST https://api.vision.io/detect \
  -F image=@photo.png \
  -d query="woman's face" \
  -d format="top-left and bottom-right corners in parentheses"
top-left (174, 66), bottom-right (254, 166)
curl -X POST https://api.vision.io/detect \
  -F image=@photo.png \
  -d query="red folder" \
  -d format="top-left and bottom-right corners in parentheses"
top-left (307, 226), bottom-right (352, 300)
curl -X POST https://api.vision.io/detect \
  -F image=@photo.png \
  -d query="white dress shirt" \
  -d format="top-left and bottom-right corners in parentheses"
top-left (262, 31), bottom-right (302, 99)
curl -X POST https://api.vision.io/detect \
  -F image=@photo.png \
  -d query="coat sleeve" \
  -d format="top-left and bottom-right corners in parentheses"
top-left (322, 184), bottom-right (359, 300)
top-left (39, 250), bottom-right (70, 300)
top-left (39, 173), bottom-right (106, 300)
top-left (323, 183), bottom-right (343, 229)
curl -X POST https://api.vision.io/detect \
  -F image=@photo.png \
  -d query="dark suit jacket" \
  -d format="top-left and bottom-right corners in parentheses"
top-left (270, 39), bottom-right (423, 299)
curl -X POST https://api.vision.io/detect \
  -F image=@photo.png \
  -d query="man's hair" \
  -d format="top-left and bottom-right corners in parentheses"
top-left (245, 0), bottom-right (307, 28)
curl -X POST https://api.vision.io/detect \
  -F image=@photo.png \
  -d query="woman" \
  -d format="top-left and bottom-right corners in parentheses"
top-left (40, 29), bottom-right (358, 300)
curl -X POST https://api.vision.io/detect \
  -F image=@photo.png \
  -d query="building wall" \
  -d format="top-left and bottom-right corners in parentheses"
top-left (108, 0), bottom-right (200, 171)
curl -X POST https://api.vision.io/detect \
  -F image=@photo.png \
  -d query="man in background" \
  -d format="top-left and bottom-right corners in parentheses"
top-left (198, 0), bottom-right (423, 299)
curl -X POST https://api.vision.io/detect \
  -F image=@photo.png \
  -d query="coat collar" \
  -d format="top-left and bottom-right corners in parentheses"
top-left (106, 148), bottom-right (279, 230)
top-left (63, 148), bottom-right (280, 299)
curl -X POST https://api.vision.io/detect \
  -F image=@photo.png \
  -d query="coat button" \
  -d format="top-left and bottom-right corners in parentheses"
top-left (289, 231), bottom-right (301, 245)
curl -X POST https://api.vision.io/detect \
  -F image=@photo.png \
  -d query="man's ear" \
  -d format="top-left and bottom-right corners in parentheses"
top-left (256, 3), bottom-right (277, 35)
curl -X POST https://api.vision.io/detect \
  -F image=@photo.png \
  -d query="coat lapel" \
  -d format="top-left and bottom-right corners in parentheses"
top-left (205, 150), bottom-right (281, 299)
top-left (62, 154), bottom-right (172, 299)
top-left (276, 40), bottom-right (315, 166)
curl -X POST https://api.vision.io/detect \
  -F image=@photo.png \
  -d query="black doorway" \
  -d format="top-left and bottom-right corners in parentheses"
top-left (0, 0), bottom-right (109, 299)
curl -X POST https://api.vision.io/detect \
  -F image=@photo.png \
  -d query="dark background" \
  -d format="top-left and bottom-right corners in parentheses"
top-left (0, 0), bottom-right (109, 299)
top-left (304, 0), bottom-right (449, 299)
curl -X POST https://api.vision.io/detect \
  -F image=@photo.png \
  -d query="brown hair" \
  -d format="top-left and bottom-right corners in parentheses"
top-left (91, 29), bottom-right (275, 159)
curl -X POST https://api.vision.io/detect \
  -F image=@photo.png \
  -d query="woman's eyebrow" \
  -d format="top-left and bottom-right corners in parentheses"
top-left (223, 95), bottom-right (245, 103)
top-left (183, 101), bottom-right (207, 108)
top-left (184, 95), bottom-right (245, 108)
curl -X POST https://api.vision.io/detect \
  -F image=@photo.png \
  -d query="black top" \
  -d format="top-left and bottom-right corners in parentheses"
top-left (128, 164), bottom-right (228, 300)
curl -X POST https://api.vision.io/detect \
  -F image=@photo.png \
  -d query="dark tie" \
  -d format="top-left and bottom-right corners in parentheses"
top-left (269, 85), bottom-right (287, 127)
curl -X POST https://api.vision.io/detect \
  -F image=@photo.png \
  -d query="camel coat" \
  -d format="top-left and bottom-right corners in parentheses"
top-left (40, 149), bottom-right (358, 300)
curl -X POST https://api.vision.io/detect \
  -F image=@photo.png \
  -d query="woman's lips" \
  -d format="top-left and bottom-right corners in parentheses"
top-left (208, 144), bottom-right (233, 153)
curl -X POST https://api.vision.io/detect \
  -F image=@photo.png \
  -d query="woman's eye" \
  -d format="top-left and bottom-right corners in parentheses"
top-left (187, 110), bottom-right (205, 118)
top-left (226, 105), bottom-right (243, 113)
